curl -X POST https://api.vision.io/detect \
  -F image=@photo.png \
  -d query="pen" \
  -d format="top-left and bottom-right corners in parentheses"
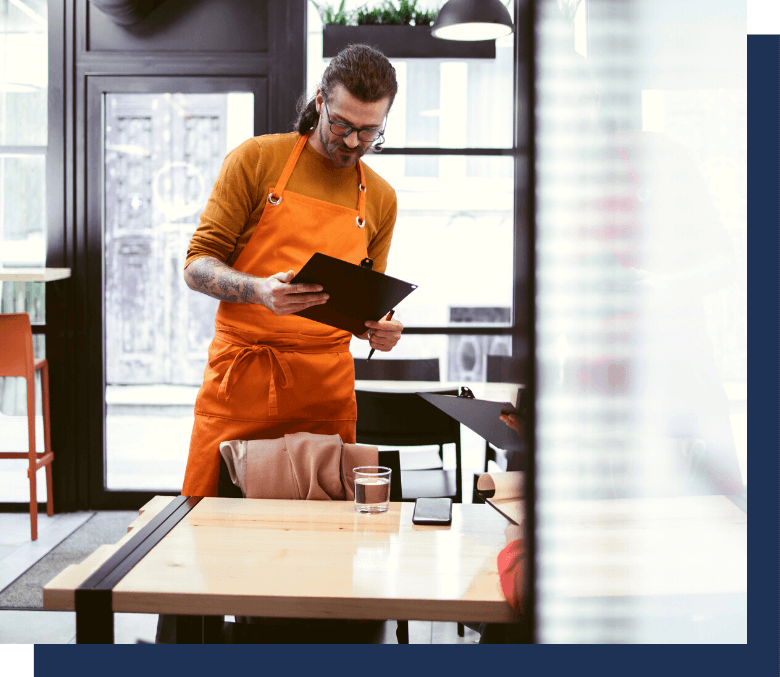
top-left (366, 309), bottom-right (395, 360)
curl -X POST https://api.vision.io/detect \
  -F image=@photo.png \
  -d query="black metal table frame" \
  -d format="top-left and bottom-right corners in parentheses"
top-left (74, 495), bottom-right (204, 643)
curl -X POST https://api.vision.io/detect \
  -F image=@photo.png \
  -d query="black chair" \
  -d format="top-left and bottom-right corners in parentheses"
top-left (354, 357), bottom-right (440, 382)
top-left (483, 354), bottom-right (526, 472)
top-left (354, 358), bottom-right (445, 472)
top-left (356, 389), bottom-right (463, 504)
top-left (485, 354), bottom-right (525, 385)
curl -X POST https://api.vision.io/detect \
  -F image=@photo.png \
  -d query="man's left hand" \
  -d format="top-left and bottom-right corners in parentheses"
top-left (360, 317), bottom-right (403, 353)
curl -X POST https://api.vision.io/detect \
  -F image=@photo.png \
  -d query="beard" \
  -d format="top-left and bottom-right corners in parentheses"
top-left (318, 124), bottom-right (366, 168)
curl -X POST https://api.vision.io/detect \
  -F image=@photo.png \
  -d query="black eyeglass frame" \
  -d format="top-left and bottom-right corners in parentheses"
top-left (321, 101), bottom-right (386, 144)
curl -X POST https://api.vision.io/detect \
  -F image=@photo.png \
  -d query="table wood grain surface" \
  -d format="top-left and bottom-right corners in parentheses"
top-left (44, 497), bottom-right (518, 623)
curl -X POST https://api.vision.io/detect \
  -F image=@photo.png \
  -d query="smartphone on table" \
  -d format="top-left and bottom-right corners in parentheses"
top-left (412, 497), bottom-right (453, 526)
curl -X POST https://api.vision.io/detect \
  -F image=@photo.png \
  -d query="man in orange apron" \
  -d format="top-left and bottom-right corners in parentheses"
top-left (180, 45), bottom-right (403, 498)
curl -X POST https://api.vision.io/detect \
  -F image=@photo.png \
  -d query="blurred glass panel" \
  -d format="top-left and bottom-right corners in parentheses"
top-left (535, 0), bottom-right (746, 644)
top-left (104, 91), bottom-right (254, 491)
top-left (0, 0), bottom-right (48, 145)
top-left (306, 1), bottom-right (514, 149)
top-left (361, 153), bottom-right (515, 328)
top-left (0, 154), bottom-right (46, 265)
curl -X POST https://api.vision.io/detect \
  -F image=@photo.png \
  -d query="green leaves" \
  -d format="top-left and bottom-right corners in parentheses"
top-left (311, 0), bottom-right (353, 25)
top-left (314, 1), bottom-right (440, 27)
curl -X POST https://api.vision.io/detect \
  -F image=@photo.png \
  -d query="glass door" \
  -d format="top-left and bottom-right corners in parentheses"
top-left (103, 92), bottom-right (253, 491)
top-left (86, 76), bottom-right (265, 504)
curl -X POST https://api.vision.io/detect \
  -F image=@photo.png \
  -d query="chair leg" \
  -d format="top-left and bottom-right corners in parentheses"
top-left (45, 463), bottom-right (54, 517)
top-left (40, 361), bottom-right (53, 516)
top-left (457, 622), bottom-right (465, 637)
top-left (396, 620), bottom-right (409, 644)
top-left (27, 374), bottom-right (38, 541)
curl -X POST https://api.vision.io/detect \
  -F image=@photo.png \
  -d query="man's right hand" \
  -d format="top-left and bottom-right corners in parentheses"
top-left (258, 270), bottom-right (329, 315)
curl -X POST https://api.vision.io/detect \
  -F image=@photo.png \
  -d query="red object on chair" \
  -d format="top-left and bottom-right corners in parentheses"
top-left (0, 313), bottom-right (54, 540)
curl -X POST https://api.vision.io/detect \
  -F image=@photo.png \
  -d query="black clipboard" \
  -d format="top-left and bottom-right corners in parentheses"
top-left (417, 391), bottom-right (524, 452)
top-left (290, 253), bottom-right (417, 335)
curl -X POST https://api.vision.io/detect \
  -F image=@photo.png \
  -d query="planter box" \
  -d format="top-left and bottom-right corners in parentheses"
top-left (322, 24), bottom-right (496, 59)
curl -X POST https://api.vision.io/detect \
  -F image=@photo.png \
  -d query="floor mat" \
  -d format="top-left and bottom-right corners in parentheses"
top-left (0, 511), bottom-right (138, 609)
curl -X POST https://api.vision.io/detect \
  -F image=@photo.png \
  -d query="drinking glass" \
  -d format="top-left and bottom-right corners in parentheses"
top-left (353, 466), bottom-right (392, 513)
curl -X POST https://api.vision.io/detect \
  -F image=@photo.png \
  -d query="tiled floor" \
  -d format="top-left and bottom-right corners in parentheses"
top-left (0, 512), bottom-right (480, 644)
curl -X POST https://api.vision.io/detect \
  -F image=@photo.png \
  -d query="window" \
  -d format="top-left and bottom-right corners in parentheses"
top-left (306, 1), bottom-right (521, 383)
top-left (0, 0), bottom-right (48, 502)
top-left (102, 91), bottom-right (254, 491)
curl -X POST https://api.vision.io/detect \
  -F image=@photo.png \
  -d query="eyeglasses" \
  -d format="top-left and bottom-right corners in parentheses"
top-left (322, 102), bottom-right (385, 143)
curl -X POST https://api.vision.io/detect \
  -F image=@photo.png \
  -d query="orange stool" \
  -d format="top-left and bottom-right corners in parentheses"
top-left (0, 313), bottom-right (53, 540)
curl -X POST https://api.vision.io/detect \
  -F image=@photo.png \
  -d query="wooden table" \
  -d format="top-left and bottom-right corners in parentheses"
top-left (0, 267), bottom-right (71, 282)
top-left (355, 380), bottom-right (521, 406)
top-left (44, 496), bottom-right (517, 643)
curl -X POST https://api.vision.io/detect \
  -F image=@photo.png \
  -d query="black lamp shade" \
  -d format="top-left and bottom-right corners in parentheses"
top-left (432, 0), bottom-right (514, 41)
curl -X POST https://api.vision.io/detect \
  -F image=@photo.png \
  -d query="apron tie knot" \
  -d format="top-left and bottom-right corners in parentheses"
top-left (218, 343), bottom-right (294, 416)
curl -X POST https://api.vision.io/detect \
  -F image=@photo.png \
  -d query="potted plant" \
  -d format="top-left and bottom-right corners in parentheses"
top-left (314, 1), bottom-right (496, 59)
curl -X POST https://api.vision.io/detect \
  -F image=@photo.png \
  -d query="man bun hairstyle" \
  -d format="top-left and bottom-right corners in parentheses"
top-left (294, 44), bottom-right (398, 147)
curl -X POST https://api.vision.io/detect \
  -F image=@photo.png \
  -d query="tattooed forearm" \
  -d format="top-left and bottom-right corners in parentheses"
top-left (184, 257), bottom-right (260, 304)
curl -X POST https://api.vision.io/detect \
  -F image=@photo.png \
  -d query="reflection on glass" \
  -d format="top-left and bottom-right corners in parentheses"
top-left (104, 92), bottom-right (254, 491)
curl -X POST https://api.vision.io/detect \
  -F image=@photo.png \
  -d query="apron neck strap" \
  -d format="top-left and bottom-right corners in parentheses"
top-left (269, 133), bottom-right (309, 201)
top-left (357, 159), bottom-right (366, 224)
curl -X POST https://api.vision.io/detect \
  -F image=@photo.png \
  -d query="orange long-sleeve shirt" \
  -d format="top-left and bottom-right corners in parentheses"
top-left (185, 132), bottom-right (397, 273)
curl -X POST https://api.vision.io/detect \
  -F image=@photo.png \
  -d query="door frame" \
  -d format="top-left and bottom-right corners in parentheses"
top-left (85, 75), bottom-right (268, 509)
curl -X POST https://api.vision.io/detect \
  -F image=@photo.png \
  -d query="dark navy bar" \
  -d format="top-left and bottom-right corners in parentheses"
top-left (75, 495), bottom-right (203, 643)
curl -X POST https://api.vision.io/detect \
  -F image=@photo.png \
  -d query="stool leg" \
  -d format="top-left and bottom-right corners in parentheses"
top-left (45, 464), bottom-right (54, 517)
top-left (27, 374), bottom-right (38, 541)
top-left (41, 361), bottom-right (53, 516)
top-left (396, 620), bottom-right (409, 644)
top-left (29, 471), bottom-right (38, 541)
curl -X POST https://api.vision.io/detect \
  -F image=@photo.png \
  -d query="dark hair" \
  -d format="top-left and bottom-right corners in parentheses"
top-left (294, 44), bottom-right (398, 148)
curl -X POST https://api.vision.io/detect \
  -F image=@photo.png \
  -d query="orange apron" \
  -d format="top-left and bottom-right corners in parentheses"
top-left (182, 133), bottom-right (368, 497)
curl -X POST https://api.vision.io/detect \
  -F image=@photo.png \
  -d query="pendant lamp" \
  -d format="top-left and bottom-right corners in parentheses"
top-left (432, 0), bottom-right (514, 41)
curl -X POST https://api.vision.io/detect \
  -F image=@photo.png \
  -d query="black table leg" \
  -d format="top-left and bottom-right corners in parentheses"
top-left (204, 615), bottom-right (224, 643)
top-left (175, 615), bottom-right (205, 643)
top-left (74, 496), bottom-right (202, 644)
top-left (74, 589), bottom-right (114, 644)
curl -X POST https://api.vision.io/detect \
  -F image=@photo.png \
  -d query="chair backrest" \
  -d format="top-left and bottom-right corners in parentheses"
top-left (0, 313), bottom-right (34, 378)
top-left (377, 449), bottom-right (403, 502)
top-left (355, 389), bottom-right (460, 447)
top-left (354, 358), bottom-right (440, 382)
top-left (218, 455), bottom-right (244, 498)
top-left (486, 354), bottom-right (524, 384)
